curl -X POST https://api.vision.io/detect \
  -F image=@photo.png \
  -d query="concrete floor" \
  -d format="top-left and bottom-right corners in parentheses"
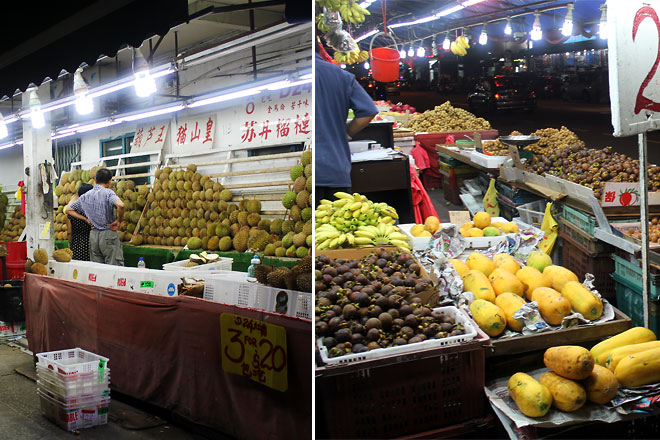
top-left (0, 342), bottom-right (211, 439)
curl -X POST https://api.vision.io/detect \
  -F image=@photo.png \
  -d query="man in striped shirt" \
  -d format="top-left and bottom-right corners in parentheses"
top-left (66, 168), bottom-right (125, 265)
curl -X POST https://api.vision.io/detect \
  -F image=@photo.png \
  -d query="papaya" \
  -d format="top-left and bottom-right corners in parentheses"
top-left (491, 270), bottom-right (525, 297)
top-left (543, 265), bottom-right (579, 292)
top-left (539, 371), bottom-right (587, 412)
top-left (606, 340), bottom-right (660, 372)
top-left (561, 281), bottom-right (603, 321)
top-left (449, 259), bottom-right (470, 278)
top-left (495, 292), bottom-right (526, 332)
top-left (466, 252), bottom-right (495, 277)
top-left (488, 267), bottom-right (508, 283)
top-left (614, 347), bottom-right (660, 388)
top-left (516, 266), bottom-right (552, 301)
top-left (544, 345), bottom-right (595, 380)
top-left (469, 299), bottom-right (506, 337)
top-left (463, 270), bottom-right (496, 303)
top-left (583, 364), bottom-right (618, 404)
top-left (590, 327), bottom-right (656, 366)
top-left (531, 287), bottom-right (571, 326)
top-left (507, 372), bottom-right (553, 418)
top-left (493, 253), bottom-right (520, 274)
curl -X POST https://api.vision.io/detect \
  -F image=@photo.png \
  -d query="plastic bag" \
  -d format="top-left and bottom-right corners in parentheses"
top-left (323, 27), bottom-right (358, 53)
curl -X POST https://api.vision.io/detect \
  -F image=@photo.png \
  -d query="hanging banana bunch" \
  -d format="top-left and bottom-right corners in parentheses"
top-left (450, 35), bottom-right (470, 56)
top-left (316, 13), bottom-right (333, 33)
top-left (334, 49), bottom-right (370, 65)
top-left (318, 0), bottom-right (370, 24)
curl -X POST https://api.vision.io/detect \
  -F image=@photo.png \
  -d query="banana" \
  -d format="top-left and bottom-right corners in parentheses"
top-left (343, 210), bottom-right (352, 219)
top-left (346, 233), bottom-right (355, 246)
top-left (334, 191), bottom-right (353, 199)
top-left (388, 232), bottom-right (410, 242)
top-left (332, 199), bottom-right (349, 208)
top-left (457, 35), bottom-right (470, 50)
top-left (390, 239), bottom-right (412, 250)
top-left (450, 41), bottom-right (458, 55)
top-left (348, 201), bottom-right (362, 210)
top-left (354, 237), bottom-right (374, 245)
top-left (352, 209), bottom-right (361, 218)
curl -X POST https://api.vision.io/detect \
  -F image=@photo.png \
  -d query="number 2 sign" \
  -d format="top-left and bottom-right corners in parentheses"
top-left (609, 0), bottom-right (660, 136)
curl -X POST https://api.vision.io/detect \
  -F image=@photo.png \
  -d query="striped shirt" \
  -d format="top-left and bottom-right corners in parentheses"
top-left (70, 185), bottom-right (120, 230)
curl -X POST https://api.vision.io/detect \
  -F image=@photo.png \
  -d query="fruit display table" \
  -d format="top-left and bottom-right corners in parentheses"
top-left (54, 241), bottom-right (176, 270)
top-left (175, 249), bottom-right (300, 272)
top-left (23, 273), bottom-right (312, 439)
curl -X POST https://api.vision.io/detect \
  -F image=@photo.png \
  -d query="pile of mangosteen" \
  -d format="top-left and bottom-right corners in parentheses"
top-left (315, 248), bottom-right (465, 358)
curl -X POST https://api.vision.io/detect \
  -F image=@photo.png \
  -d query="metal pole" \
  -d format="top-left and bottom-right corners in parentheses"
top-left (639, 132), bottom-right (651, 328)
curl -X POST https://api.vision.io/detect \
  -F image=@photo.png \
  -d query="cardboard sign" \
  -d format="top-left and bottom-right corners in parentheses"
top-left (220, 313), bottom-right (287, 392)
top-left (172, 115), bottom-right (216, 152)
top-left (609, 0), bottom-right (660, 136)
top-left (132, 123), bottom-right (169, 152)
top-left (449, 211), bottom-right (471, 226)
top-left (600, 182), bottom-right (660, 206)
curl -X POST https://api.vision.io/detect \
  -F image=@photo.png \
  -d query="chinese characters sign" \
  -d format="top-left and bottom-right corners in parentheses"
top-left (601, 182), bottom-right (644, 207)
top-left (224, 83), bottom-right (312, 150)
top-left (173, 115), bottom-right (216, 151)
top-left (132, 123), bottom-right (169, 153)
top-left (220, 313), bottom-right (287, 392)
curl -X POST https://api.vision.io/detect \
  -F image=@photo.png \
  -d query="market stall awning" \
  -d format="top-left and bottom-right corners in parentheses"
top-left (0, 0), bottom-right (189, 98)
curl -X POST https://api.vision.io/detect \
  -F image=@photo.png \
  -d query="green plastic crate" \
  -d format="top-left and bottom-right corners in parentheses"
top-left (612, 272), bottom-right (660, 332)
top-left (562, 205), bottom-right (637, 236)
top-left (438, 160), bottom-right (478, 176)
top-left (612, 253), bottom-right (660, 300)
top-left (437, 152), bottom-right (463, 167)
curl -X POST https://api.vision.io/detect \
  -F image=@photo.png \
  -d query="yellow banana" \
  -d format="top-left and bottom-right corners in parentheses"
top-left (355, 230), bottom-right (376, 239)
top-left (352, 209), bottom-right (361, 218)
top-left (346, 233), bottom-right (355, 246)
top-left (337, 234), bottom-right (347, 245)
top-left (354, 237), bottom-right (374, 245)
top-left (390, 240), bottom-right (411, 250)
top-left (388, 232), bottom-right (410, 242)
top-left (348, 201), bottom-right (362, 210)
top-left (334, 192), bottom-right (354, 200)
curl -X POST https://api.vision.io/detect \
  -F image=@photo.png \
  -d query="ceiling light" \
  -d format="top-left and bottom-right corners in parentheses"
top-left (73, 68), bottom-right (94, 115)
top-left (132, 48), bottom-right (157, 98)
top-left (119, 104), bottom-right (185, 122)
top-left (479, 24), bottom-right (488, 45)
top-left (28, 89), bottom-right (45, 129)
top-left (407, 46), bottom-right (414, 57)
top-left (599, 4), bottom-right (608, 39)
top-left (364, 61), bottom-right (370, 69)
top-left (354, 30), bottom-right (378, 43)
top-left (442, 33), bottom-right (451, 50)
top-left (399, 49), bottom-right (406, 58)
top-left (531, 12), bottom-right (542, 41)
top-left (504, 19), bottom-right (512, 35)
top-left (431, 40), bottom-right (437, 56)
top-left (0, 114), bottom-right (7, 139)
top-left (340, 64), bottom-right (346, 69)
top-left (416, 42), bottom-right (425, 57)
top-left (562, 4), bottom-right (574, 37)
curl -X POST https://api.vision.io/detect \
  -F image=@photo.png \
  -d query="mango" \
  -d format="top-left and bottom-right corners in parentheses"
top-left (424, 216), bottom-right (441, 233)
top-left (493, 253), bottom-right (520, 274)
top-left (463, 270), bottom-right (496, 303)
top-left (526, 250), bottom-right (552, 273)
top-left (410, 224), bottom-right (426, 237)
top-left (544, 265), bottom-right (579, 292)
top-left (491, 270), bottom-right (525, 297)
top-left (470, 299), bottom-right (506, 337)
top-left (483, 226), bottom-right (501, 236)
top-left (501, 222), bottom-right (520, 234)
top-left (466, 252), bottom-right (495, 277)
top-left (461, 221), bottom-right (474, 230)
top-left (488, 268), bottom-right (509, 283)
top-left (468, 227), bottom-right (484, 237)
top-left (517, 266), bottom-right (552, 301)
top-left (473, 211), bottom-right (491, 229)
top-left (449, 259), bottom-right (470, 278)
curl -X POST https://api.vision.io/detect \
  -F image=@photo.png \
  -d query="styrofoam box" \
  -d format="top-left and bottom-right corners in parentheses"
top-left (136, 270), bottom-right (182, 296)
top-left (84, 264), bottom-right (114, 287)
top-left (317, 306), bottom-right (478, 366)
top-left (38, 390), bottom-right (109, 431)
top-left (162, 257), bottom-right (233, 272)
top-left (399, 217), bottom-right (513, 250)
top-left (37, 348), bottom-right (109, 376)
top-left (110, 267), bottom-right (144, 292)
top-left (470, 151), bottom-right (507, 169)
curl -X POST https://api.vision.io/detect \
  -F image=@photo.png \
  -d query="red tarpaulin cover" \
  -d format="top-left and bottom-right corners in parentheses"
top-left (410, 165), bottom-right (439, 223)
top-left (23, 274), bottom-right (312, 440)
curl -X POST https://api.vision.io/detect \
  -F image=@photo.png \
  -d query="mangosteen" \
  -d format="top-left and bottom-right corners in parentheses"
top-left (383, 266), bottom-right (394, 276)
top-left (393, 337), bottom-right (408, 346)
top-left (332, 276), bottom-right (343, 285)
top-left (365, 317), bottom-right (382, 330)
top-left (424, 323), bottom-right (441, 337)
top-left (388, 294), bottom-right (403, 308)
top-left (360, 316), bottom-right (369, 325)
top-left (404, 277), bottom-right (416, 288)
top-left (378, 313), bottom-right (393, 329)
top-left (411, 297), bottom-right (423, 305)
top-left (361, 286), bottom-right (375, 296)
top-left (316, 321), bottom-right (329, 336)
top-left (392, 318), bottom-right (404, 332)
top-left (353, 343), bottom-right (368, 354)
top-left (443, 315), bottom-right (456, 325)
top-left (392, 286), bottom-right (407, 297)
top-left (375, 295), bottom-right (390, 309)
top-left (336, 265), bottom-right (349, 274)
top-left (331, 305), bottom-right (342, 315)
top-left (320, 311), bottom-right (335, 322)
top-left (355, 292), bottom-right (370, 307)
top-left (342, 304), bottom-right (358, 320)
top-left (322, 274), bottom-right (333, 285)
top-left (371, 281), bottom-right (383, 291)
top-left (366, 328), bottom-right (381, 342)
top-left (355, 274), bottom-right (369, 285)
top-left (342, 272), bottom-right (354, 282)
top-left (316, 281), bottom-right (327, 292)
top-left (408, 336), bottom-right (424, 344)
top-left (350, 322), bottom-right (365, 334)
top-left (328, 317), bottom-right (343, 332)
top-left (317, 297), bottom-right (331, 308)
top-left (322, 336), bottom-right (337, 348)
top-left (399, 304), bottom-right (413, 317)
top-left (381, 284), bottom-right (394, 295)
top-left (404, 314), bottom-right (418, 327)
top-left (408, 263), bottom-right (421, 275)
top-left (351, 333), bottom-right (364, 345)
top-left (391, 277), bottom-right (404, 287)
top-left (335, 328), bottom-right (352, 343)
top-left (366, 341), bottom-right (380, 350)
top-left (387, 308), bottom-right (400, 319)
top-left (351, 285), bottom-right (362, 293)
top-left (368, 305), bottom-right (383, 317)
top-left (322, 266), bottom-right (337, 277)
top-left (358, 307), bottom-right (370, 318)
top-left (440, 322), bottom-right (454, 332)
top-left (450, 329), bottom-right (465, 336)
top-left (431, 310), bottom-right (445, 321)
top-left (400, 326), bottom-right (415, 339)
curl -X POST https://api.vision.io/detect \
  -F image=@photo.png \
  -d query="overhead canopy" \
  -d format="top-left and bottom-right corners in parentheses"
top-left (0, 0), bottom-right (189, 98)
top-left (355, 0), bottom-right (606, 49)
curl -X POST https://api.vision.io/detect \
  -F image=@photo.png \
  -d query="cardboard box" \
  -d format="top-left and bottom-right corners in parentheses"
top-left (316, 246), bottom-right (439, 306)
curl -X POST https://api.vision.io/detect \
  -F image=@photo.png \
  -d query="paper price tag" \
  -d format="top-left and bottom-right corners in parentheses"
top-left (449, 211), bottom-right (471, 226)
top-left (40, 222), bottom-right (51, 239)
top-left (220, 313), bottom-right (287, 392)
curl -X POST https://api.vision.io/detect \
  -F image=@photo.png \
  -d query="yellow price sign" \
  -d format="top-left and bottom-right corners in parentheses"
top-left (220, 313), bottom-right (288, 392)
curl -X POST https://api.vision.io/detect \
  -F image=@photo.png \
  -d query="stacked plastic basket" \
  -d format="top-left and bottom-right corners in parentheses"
top-left (35, 348), bottom-right (110, 431)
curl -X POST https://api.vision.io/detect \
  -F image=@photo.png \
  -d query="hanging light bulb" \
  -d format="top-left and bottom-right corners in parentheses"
top-left (562, 3), bottom-right (574, 37)
top-left (340, 64), bottom-right (346, 69)
top-left (132, 48), bottom-right (157, 98)
top-left (399, 48), bottom-right (406, 58)
top-left (416, 41), bottom-right (425, 57)
top-left (29, 88), bottom-right (45, 129)
top-left (479, 23), bottom-right (488, 45)
top-left (431, 39), bottom-right (437, 56)
top-left (73, 68), bottom-right (94, 115)
top-left (364, 61), bottom-right (370, 69)
top-left (0, 113), bottom-right (8, 139)
top-left (504, 18), bottom-right (512, 35)
top-left (531, 11), bottom-right (542, 41)
top-left (407, 45), bottom-right (414, 57)
top-left (442, 33), bottom-right (451, 50)
top-left (599, 4), bottom-right (608, 39)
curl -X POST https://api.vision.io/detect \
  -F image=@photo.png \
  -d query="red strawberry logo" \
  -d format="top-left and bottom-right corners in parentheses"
top-left (619, 188), bottom-right (640, 206)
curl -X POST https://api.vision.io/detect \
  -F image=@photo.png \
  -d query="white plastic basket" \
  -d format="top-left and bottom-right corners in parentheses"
top-left (399, 217), bottom-right (513, 250)
top-left (36, 348), bottom-right (109, 376)
top-left (317, 306), bottom-right (477, 366)
top-left (516, 200), bottom-right (546, 227)
top-left (162, 257), bottom-right (233, 272)
top-left (37, 381), bottom-right (110, 406)
top-left (38, 390), bottom-right (109, 431)
top-left (37, 366), bottom-right (110, 397)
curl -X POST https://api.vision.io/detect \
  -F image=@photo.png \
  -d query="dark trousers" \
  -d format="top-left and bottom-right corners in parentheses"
top-left (315, 186), bottom-right (351, 206)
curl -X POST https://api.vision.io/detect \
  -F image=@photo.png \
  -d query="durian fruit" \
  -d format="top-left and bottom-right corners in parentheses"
top-left (31, 262), bottom-right (48, 275)
top-left (237, 212), bottom-right (249, 226)
top-left (266, 267), bottom-right (289, 288)
top-left (296, 190), bottom-right (310, 208)
top-left (275, 247), bottom-right (286, 257)
top-left (219, 236), bottom-right (232, 251)
top-left (207, 236), bottom-right (220, 251)
top-left (233, 230), bottom-right (249, 252)
top-left (188, 237), bottom-right (203, 250)
top-left (52, 248), bottom-right (73, 262)
top-left (299, 255), bottom-right (312, 273)
top-left (293, 176), bottom-right (307, 193)
top-left (290, 205), bottom-right (302, 222)
top-left (255, 265), bottom-right (273, 285)
top-left (247, 229), bottom-right (270, 251)
top-left (286, 245), bottom-right (296, 258)
top-left (282, 232), bottom-right (295, 248)
top-left (270, 219), bottom-right (283, 235)
top-left (258, 219), bottom-right (271, 231)
top-left (296, 272), bottom-right (312, 292)
top-left (264, 243), bottom-right (276, 256)
top-left (247, 213), bottom-right (261, 227)
top-left (25, 259), bottom-right (34, 273)
top-left (293, 233), bottom-right (307, 248)
top-left (246, 199), bottom-right (261, 213)
top-left (282, 192), bottom-right (296, 209)
top-left (301, 207), bottom-right (312, 223)
top-left (290, 164), bottom-right (304, 181)
top-left (285, 266), bottom-right (299, 290)
top-left (301, 150), bottom-right (312, 166)
top-left (295, 246), bottom-right (309, 258)
top-left (281, 220), bottom-right (294, 235)
top-left (33, 248), bottom-right (49, 265)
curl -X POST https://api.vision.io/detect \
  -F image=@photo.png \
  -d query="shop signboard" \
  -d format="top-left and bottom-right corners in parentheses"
top-left (222, 83), bottom-right (312, 150)
top-left (172, 115), bottom-right (216, 152)
top-left (609, 0), bottom-right (660, 136)
top-left (132, 122), bottom-right (169, 153)
top-left (220, 313), bottom-right (287, 392)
